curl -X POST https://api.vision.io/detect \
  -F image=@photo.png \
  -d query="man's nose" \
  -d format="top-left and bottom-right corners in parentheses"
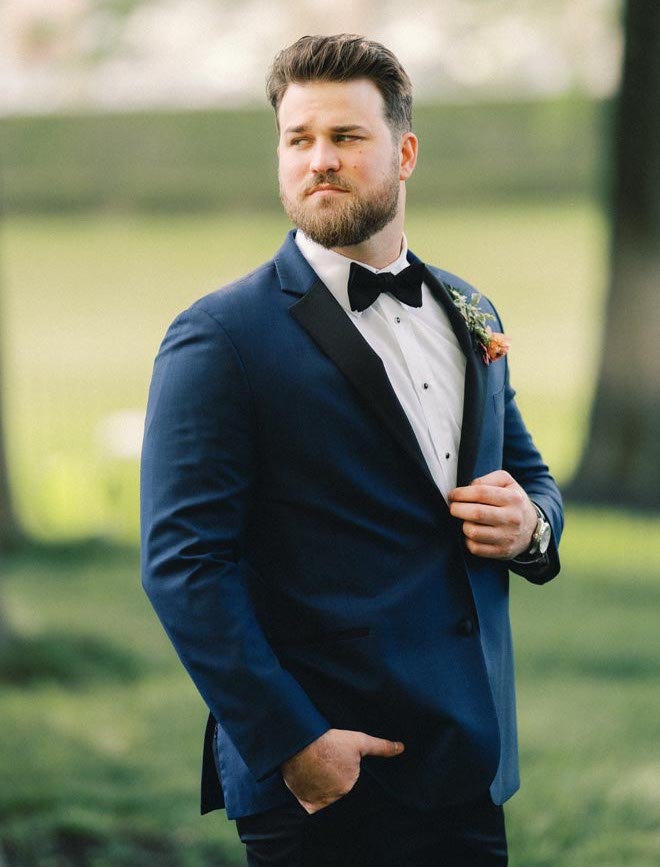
top-left (309, 140), bottom-right (341, 174)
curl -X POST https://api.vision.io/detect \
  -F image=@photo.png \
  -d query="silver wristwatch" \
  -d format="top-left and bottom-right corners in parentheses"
top-left (527, 503), bottom-right (551, 556)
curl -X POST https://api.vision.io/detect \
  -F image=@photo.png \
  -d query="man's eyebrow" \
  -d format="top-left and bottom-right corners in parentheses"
top-left (332, 125), bottom-right (369, 134)
top-left (282, 124), bottom-right (369, 135)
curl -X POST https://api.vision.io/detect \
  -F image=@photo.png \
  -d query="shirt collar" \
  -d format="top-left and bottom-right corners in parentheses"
top-left (294, 230), bottom-right (410, 313)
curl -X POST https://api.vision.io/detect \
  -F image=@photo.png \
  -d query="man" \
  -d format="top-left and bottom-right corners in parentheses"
top-left (141, 34), bottom-right (563, 866)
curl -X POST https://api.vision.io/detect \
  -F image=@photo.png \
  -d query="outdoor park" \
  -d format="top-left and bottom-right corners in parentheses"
top-left (1, 2), bottom-right (659, 865)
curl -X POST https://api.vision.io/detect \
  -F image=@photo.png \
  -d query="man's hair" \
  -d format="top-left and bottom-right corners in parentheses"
top-left (267, 34), bottom-right (413, 135)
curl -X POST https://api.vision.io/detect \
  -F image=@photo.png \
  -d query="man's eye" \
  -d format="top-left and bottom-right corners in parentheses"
top-left (335, 135), bottom-right (359, 142)
top-left (289, 138), bottom-right (309, 147)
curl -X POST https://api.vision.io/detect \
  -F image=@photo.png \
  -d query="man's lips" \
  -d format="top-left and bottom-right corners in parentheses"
top-left (306, 184), bottom-right (348, 195)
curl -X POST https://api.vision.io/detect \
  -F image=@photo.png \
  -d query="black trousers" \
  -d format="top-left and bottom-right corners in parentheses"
top-left (235, 773), bottom-right (508, 866)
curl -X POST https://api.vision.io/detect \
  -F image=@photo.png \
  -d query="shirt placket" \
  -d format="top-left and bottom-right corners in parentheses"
top-left (380, 295), bottom-right (453, 494)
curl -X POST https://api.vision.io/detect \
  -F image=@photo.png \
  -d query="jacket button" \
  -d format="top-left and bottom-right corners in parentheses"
top-left (458, 617), bottom-right (474, 636)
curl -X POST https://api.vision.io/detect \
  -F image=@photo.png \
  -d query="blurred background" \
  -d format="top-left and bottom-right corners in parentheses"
top-left (1, 1), bottom-right (659, 865)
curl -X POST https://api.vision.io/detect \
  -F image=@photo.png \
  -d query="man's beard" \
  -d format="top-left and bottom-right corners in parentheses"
top-left (279, 161), bottom-right (400, 249)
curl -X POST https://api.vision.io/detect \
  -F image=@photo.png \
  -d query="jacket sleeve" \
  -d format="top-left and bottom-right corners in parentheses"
top-left (140, 304), bottom-right (330, 781)
top-left (500, 356), bottom-right (564, 585)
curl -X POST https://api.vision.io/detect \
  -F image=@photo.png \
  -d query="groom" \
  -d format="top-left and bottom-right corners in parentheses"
top-left (141, 34), bottom-right (563, 866)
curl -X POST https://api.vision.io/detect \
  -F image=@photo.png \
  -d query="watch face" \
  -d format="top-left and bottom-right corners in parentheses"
top-left (539, 522), bottom-right (551, 554)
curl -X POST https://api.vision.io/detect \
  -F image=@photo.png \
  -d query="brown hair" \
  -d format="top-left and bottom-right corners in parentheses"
top-left (267, 34), bottom-right (413, 135)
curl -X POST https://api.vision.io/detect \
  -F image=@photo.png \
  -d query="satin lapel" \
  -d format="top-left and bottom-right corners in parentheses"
top-left (422, 267), bottom-right (489, 487)
top-left (289, 280), bottom-right (437, 489)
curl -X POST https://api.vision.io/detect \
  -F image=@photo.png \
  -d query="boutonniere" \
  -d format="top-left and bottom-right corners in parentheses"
top-left (444, 284), bottom-right (511, 365)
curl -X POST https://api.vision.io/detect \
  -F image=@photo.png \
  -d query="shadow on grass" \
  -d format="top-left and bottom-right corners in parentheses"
top-left (4, 536), bottom-right (138, 571)
top-left (575, 578), bottom-right (660, 608)
top-left (3, 828), bottom-right (238, 867)
top-left (0, 631), bottom-right (145, 687)
top-left (519, 651), bottom-right (660, 682)
top-left (2, 537), bottom-right (148, 687)
top-left (0, 827), bottom-right (236, 867)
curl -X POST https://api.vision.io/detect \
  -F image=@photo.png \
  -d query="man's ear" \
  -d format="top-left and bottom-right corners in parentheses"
top-left (399, 132), bottom-right (418, 181)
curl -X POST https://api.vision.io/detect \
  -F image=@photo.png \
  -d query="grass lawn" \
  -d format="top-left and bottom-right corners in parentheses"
top-left (2, 508), bottom-right (660, 866)
top-left (1, 541), bottom-right (243, 867)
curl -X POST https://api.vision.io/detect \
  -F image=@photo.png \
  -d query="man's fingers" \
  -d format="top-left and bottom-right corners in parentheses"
top-left (358, 733), bottom-right (405, 758)
top-left (449, 501), bottom-right (503, 525)
top-left (449, 485), bottom-right (510, 507)
top-left (461, 521), bottom-right (503, 544)
top-left (464, 539), bottom-right (511, 560)
top-left (471, 470), bottom-right (514, 488)
top-left (448, 471), bottom-right (516, 504)
top-left (447, 472), bottom-right (537, 560)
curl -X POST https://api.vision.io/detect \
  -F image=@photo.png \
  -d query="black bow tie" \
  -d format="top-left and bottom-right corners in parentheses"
top-left (347, 261), bottom-right (425, 312)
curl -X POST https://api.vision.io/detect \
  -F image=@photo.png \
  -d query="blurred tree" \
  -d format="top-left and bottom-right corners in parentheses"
top-left (569, 0), bottom-right (660, 507)
top-left (0, 263), bottom-right (22, 556)
top-left (0, 287), bottom-right (20, 648)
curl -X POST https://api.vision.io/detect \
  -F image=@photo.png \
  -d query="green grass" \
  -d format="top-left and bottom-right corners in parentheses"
top-left (507, 509), bottom-right (660, 866)
top-left (1, 544), bottom-right (244, 867)
top-left (2, 509), bottom-right (660, 866)
top-left (2, 200), bottom-right (607, 541)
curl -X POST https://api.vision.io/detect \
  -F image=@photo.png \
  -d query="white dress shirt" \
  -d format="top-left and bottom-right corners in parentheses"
top-left (295, 231), bottom-right (466, 502)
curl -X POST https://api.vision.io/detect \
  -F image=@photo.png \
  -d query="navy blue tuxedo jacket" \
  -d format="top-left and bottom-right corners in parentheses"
top-left (141, 231), bottom-right (563, 820)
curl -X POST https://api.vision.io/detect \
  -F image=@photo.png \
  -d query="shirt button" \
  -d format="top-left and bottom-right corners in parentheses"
top-left (445, 452), bottom-right (450, 460)
top-left (395, 316), bottom-right (401, 323)
top-left (458, 618), bottom-right (474, 636)
top-left (422, 382), bottom-right (429, 390)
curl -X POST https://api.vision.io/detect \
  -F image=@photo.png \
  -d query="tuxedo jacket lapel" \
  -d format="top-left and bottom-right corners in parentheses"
top-left (456, 337), bottom-right (489, 487)
top-left (289, 280), bottom-right (437, 490)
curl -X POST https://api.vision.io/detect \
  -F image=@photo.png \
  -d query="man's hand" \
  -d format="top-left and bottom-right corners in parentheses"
top-left (281, 728), bottom-right (404, 814)
top-left (448, 470), bottom-right (537, 560)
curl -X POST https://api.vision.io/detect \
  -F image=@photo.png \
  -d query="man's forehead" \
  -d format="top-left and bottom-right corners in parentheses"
top-left (278, 79), bottom-right (387, 124)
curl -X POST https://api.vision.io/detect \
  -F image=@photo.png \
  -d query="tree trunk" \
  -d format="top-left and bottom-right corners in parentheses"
top-left (0, 368), bottom-right (18, 647)
top-left (0, 248), bottom-right (22, 648)
top-left (0, 354), bottom-right (20, 553)
top-left (0, 252), bottom-right (21, 553)
top-left (568, 0), bottom-right (660, 508)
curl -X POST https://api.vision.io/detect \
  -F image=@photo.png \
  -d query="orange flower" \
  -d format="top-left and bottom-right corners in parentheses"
top-left (485, 330), bottom-right (511, 363)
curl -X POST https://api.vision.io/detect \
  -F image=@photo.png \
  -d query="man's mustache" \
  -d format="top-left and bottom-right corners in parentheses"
top-left (303, 173), bottom-right (353, 195)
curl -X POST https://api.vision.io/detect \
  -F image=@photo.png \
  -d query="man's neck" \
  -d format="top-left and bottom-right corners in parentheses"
top-left (330, 213), bottom-right (406, 270)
